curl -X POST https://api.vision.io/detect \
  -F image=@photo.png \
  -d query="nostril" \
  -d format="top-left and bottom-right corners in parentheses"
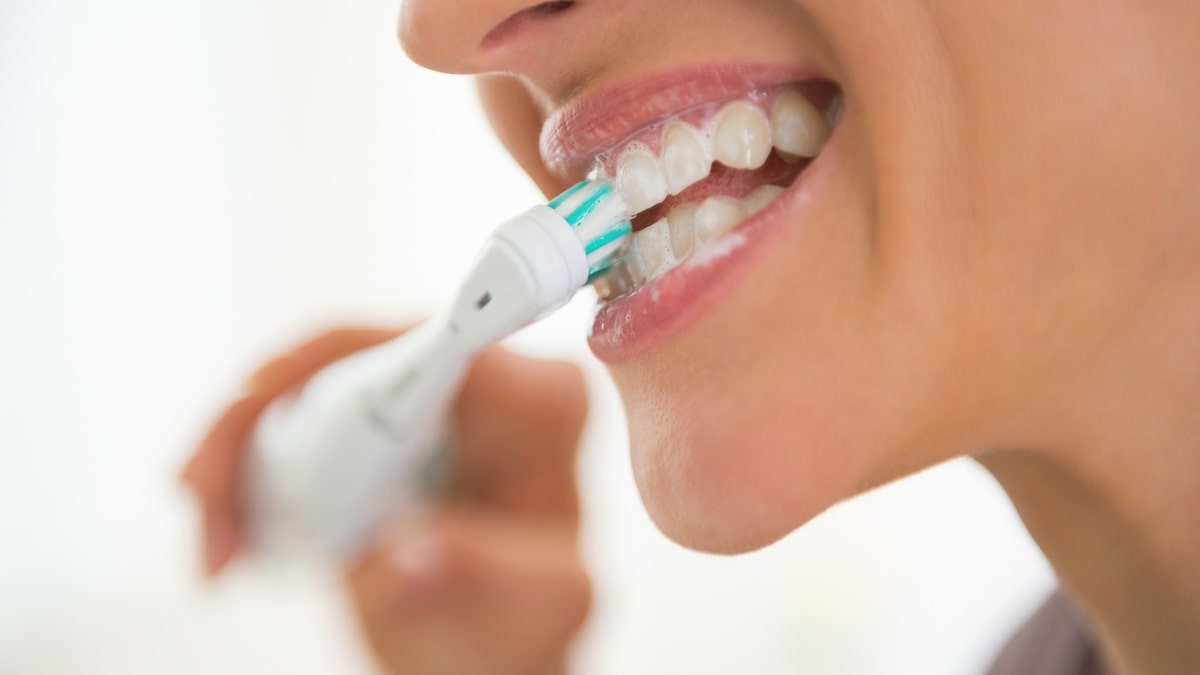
top-left (532, 1), bottom-right (575, 14)
top-left (399, 0), bottom-right (580, 74)
top-left (483, 1), bottom-right (577, 47)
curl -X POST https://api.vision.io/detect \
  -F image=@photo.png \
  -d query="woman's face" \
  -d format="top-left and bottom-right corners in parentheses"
top-left (399, 0), bottom-right (1200, 552)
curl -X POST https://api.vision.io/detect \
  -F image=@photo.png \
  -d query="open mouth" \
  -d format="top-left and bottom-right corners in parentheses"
top-left (587, 80), bottom-right (842, 299)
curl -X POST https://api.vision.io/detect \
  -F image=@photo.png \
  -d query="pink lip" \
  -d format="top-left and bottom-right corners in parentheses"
top-left (539, 63), bottom-right (819, 183)
top-left (539, 63), bottom-right (837, 363)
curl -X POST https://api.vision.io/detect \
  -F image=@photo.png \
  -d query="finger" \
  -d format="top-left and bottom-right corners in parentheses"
top-left (347, 512), bottom-right (590, 675)
top-left (200, 498), bottom-right (241, 577)
top-left (246, 327), bottom-right (402, 397)
top-left (181, 392), bottom-right (269, 497)
top-left (453, 350), bottom-right (588, 518)
top-left (183, 328), bottom-right (404, 495)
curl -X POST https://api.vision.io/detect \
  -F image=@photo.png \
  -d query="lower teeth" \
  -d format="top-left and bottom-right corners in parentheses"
top-left (597, 183), bottom-right (787, 298)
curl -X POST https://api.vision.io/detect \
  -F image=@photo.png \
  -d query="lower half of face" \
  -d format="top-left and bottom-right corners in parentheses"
top-left (460, 0), bottom-right (1200, 552)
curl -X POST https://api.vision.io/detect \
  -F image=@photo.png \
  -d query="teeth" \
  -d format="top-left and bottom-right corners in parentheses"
top-left (622, 245), bottom-right (648, 285)
top-left (826, 94), bottom-right (844, 128)
top-left (634, 218), bottom-right (676, 279)
top-left (602, 185), bottom-right (790, 294)
top-left (713, 101), bottom-right (772, 170)
top-left (615, 147), bottom-right (668, 214)
top-left (694, 196), bottom-right (748, 243)
top-left (661, 122), bottom-right (712, 195)
top-left (598, 87), bottom-right (834, 296)
top-left (595, 261), bottom-right (634, 298)
top-left (770, 90), bottom-right (830, 158)
top-left (667, 203), bottom-right (699, 258)
top-left (745, 184), bottom-right (786, 214)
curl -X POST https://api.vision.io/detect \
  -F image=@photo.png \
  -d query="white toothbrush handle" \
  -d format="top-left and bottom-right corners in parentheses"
top-left (243, 321), bottom-right (469, 560)
top-left (242, 205), bottom-right (592, 561)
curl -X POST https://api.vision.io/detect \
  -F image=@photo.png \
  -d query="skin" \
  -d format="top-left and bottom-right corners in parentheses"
top-left (183, 330), bottom-right (591, 674)
top-left (185, 1), bottom-right (1200, 673)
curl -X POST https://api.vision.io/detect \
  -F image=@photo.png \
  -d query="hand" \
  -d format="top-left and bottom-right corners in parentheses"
top-left (182, 328), bottom-right (592, 675)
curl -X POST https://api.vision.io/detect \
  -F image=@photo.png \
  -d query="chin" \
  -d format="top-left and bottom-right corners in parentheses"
top-left (614, 350), bottom-right (858, 555)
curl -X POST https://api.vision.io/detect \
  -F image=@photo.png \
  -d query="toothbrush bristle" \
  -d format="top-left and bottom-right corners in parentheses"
top-left (550, 180), bottom-right (633, 278)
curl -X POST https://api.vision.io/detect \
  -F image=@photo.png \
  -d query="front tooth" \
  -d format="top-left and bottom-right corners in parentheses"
top-left (615, 147), bottom-right (668, 214)
top-left (713, 101), bottom-right (772, 170)
top-left (621, 244), bottom-right (648, 285)
top-left (745, 184), bottom-right (786, 214)
top-left (694, 196), bottom-right (748, 243)
top-left (661, 122), bottom-right (712, 194)
top-left (634, 218), bottom-right (676, 279)
top-left (667, 203), bottom-right (699, 258)
top-left (771, 90), bottom-right (830, 158)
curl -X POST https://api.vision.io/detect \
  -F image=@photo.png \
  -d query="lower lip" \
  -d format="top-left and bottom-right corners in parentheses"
top-left (587, 125), bottom-right (840, 363)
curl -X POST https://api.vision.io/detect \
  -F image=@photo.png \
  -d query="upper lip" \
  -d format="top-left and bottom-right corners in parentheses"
top-left (538, 63), bottom-right (818, 185)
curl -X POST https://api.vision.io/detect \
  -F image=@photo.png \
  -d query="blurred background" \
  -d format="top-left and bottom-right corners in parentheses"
top-left (0, 1), bottom-right (1057, 673)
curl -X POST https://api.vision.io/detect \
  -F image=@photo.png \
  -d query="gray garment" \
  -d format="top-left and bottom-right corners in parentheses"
top-left (988, 589), bottom-right (1112, 675)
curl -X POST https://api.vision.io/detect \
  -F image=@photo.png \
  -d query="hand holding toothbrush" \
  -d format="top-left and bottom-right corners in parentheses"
top-left (182, 180), bottom-right (628, 673)
top-left (181, 327), bottom-right (591, 675)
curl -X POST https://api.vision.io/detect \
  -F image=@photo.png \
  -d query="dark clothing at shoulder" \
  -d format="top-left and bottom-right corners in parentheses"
top-left (988, 589), bottom-right (1112, 675)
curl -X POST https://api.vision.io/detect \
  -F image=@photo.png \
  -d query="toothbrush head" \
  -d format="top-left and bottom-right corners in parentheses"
top-left (439, 180), bottom-right (632, 346)
top-left (549, 180), bottom-right (633, 280)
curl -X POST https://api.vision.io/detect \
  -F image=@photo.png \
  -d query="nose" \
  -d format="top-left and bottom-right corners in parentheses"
top-left (398, 0), bottom-right (580, 76)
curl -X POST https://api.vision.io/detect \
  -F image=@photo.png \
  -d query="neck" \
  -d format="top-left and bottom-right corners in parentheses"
top-left (978, 282), bottom-right (1200, 675)
top-left (980, 450), bottom-right (1200, 674)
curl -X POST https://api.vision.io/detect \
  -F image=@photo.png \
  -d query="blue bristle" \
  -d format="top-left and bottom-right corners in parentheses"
top-left (548, 180), bottom-right (588, 209)
top-left (551, 180), bottom-right (632, 278)
top-left (584, 220), bottom-right (631, 255)
top-left (563, 182), bottom-right (612, 227)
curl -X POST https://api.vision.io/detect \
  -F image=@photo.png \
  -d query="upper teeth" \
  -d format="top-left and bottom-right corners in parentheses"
top-left (713, 102), bottom-right (773, 170)
top-left (662, 122), bottom-right (711, 195)
top-left (771, 90), bottom-right (829, 158)
top-left (594, 87), bottom-right (834, 299)
top-left (614, 145), bottom-right (669, 215)
top-left (606, 88), bottom-right (830, 214)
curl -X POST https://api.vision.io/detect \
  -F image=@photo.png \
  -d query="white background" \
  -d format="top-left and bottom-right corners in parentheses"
top-left (0, 1), bottom-right (1056, 673)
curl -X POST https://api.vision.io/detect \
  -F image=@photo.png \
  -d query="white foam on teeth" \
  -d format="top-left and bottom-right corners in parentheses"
top-left (615, 144), bottom-right (668, 214)
top-left (634, 218), bottom-right (676, 280)
top-left (596, 184), bottom-right (790, 299)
